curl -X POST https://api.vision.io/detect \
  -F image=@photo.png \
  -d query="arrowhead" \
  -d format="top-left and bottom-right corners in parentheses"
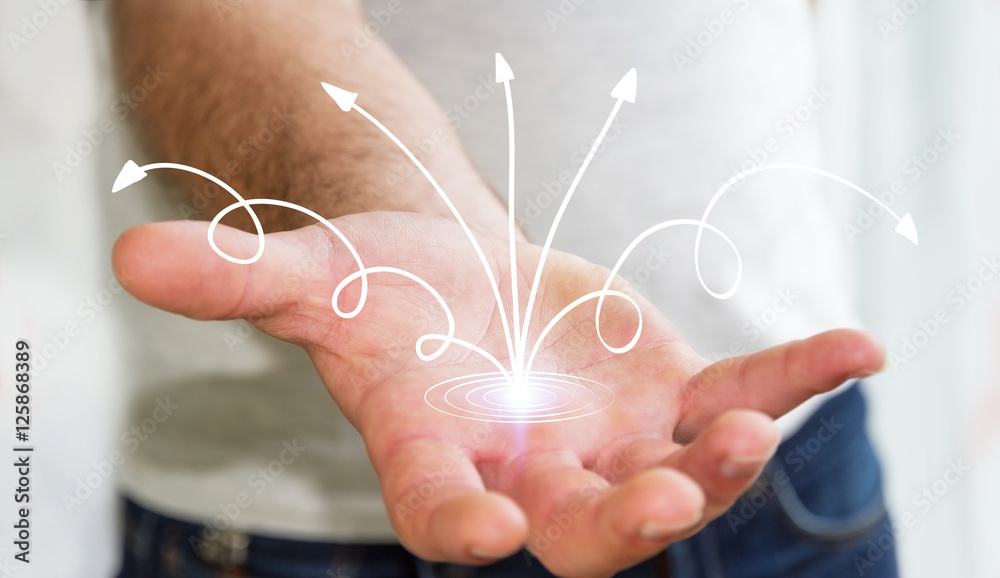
top-left (895, 213), bottom-right (919, 245)
top-left (611, 68), bottom-right (637, 103)
top-left (112, 160), bottom-right (147, 193)
top-left (320, 82), bottom-right (358, 112)
top-left (495, 53), bottom-right (514, 83)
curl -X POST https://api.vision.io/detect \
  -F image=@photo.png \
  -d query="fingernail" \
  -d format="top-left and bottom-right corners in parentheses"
top-left (468, 547), bottom-right (503, 561)
top-left (719, 454), bottom-right (768, 480)
top-left (639, 517), bottom-right (698, 541)
top-left (719, 434), bottom-right (780, 480)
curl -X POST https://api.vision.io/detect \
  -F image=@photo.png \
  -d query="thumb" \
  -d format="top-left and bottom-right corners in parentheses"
top-left (112, 220), bottom-right (338, 322)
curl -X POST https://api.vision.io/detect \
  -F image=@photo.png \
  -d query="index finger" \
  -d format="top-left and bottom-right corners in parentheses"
top-left (675, 329), bottom-right (884, 442)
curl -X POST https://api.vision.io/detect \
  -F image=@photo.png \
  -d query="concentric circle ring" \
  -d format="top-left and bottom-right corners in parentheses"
top-left (424, 371), bottom-right (614, 423)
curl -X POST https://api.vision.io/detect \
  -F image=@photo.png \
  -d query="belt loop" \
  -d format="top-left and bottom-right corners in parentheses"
top-left (195, 527), bottom-right (251, 572)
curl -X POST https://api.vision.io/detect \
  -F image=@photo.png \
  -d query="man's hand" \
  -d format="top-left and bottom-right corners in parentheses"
top-left (112, 212), bottom-right (884, 577)
top-left (112, 2), bottom-right (885, 575)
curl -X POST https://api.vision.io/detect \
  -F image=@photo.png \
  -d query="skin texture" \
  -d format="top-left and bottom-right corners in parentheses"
top-left (111, 0), bottom-right (878, 575)
top-left (112, 0), bottom-right (511, 237)
top-left (112, 213), bottom-right (884, 577)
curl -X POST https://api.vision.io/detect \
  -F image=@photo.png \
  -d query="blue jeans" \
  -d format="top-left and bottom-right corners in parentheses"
top-left (117, 384), bottom-right (897, 578)
top-left (668, 383), bottom-right (899, 578)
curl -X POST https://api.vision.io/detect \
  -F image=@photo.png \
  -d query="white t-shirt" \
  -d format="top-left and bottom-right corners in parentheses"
top-left (110, 0), bottom-right (860, 542)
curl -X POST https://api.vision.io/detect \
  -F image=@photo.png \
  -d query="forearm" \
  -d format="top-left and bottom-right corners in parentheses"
top-left (112, 0), bottom-right (508, 237)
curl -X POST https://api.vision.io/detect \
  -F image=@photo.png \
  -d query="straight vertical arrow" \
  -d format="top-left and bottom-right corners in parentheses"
top-left (495, 53), bottom-right (524, 378)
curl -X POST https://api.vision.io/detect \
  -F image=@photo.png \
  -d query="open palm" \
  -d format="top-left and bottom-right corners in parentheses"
top-left (112, 211), bottom-right (883, 578)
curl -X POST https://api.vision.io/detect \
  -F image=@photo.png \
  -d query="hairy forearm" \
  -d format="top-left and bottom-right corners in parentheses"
top-left (112, 0), bottom-right (508, 237)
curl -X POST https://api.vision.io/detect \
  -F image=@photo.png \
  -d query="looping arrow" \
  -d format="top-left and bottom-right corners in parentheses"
top-left (114, 54), bottom-right (919, 424)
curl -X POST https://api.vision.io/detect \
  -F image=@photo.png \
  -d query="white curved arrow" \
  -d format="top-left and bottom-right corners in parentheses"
top-left (111, 56), bottom-right (923, 424)
top-left (112, 160), bottom-right (515, 383)
top-left (518, 67), bottom-right (637, 360)
top-left (320, 81), bottom-right (517, 365)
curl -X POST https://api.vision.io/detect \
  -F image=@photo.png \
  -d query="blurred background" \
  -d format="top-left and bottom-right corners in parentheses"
top-left (1, 0), bottom-right (998, 576)
top-left (816, 1), bottom-right (1000, 576)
